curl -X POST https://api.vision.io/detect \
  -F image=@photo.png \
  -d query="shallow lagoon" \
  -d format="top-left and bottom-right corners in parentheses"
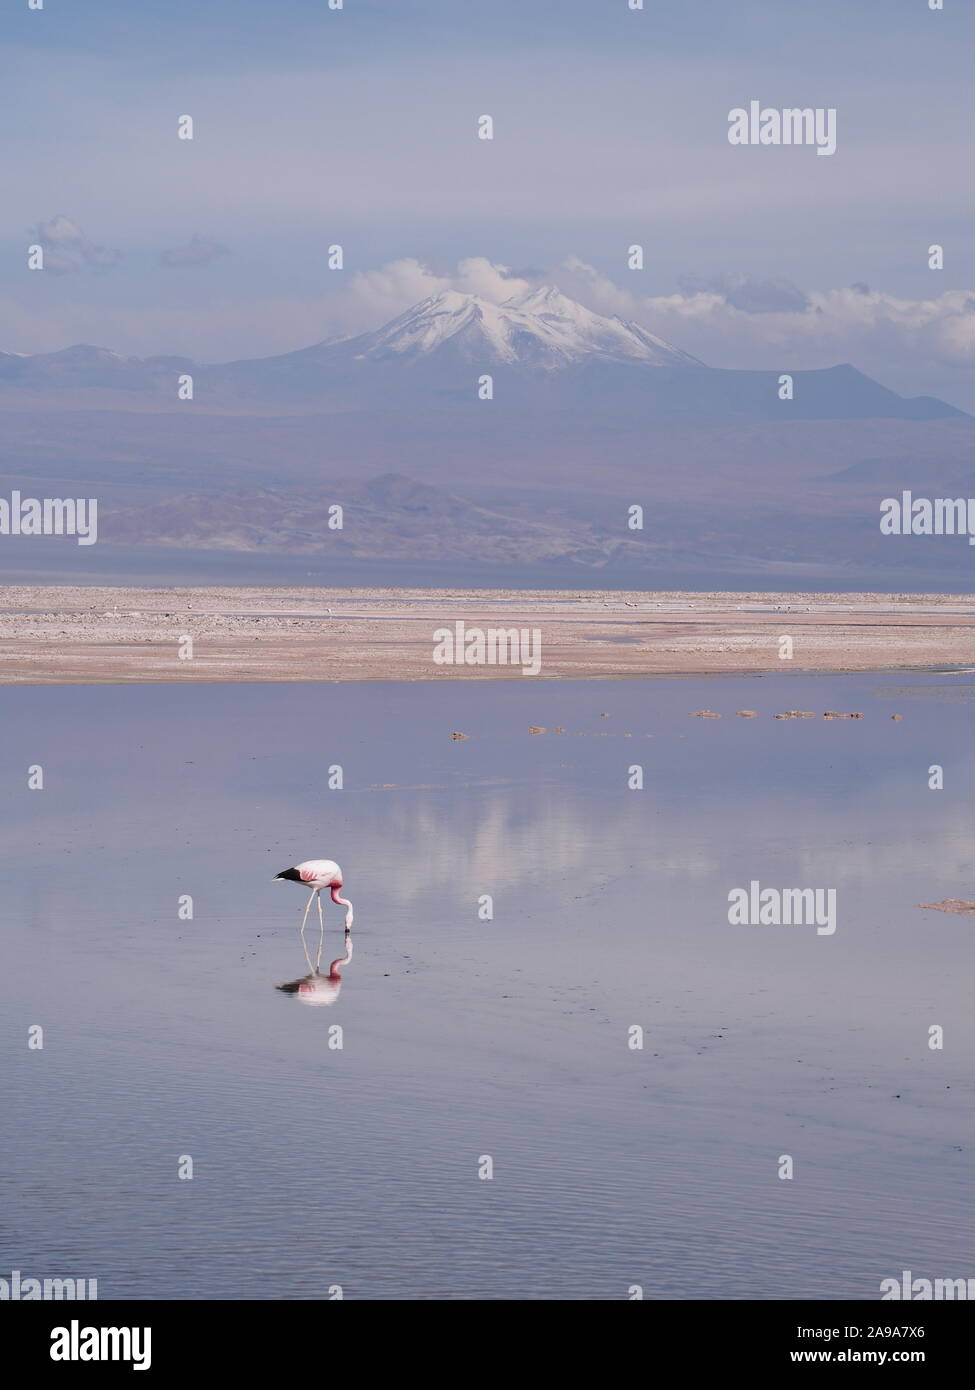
top-left (2, 673), bottom-right (973, 1299)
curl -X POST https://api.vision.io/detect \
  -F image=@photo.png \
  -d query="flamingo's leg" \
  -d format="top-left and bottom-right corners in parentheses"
top-left (315, 890), bottom-right (325, 971)
top-left (299, 888), bottom-right (316, 974)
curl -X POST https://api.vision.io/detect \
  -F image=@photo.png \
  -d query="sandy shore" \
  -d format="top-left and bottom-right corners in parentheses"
top-left (0, 586), bottom-right (974, 683)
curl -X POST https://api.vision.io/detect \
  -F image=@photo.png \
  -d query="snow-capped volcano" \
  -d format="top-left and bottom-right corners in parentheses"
top-left (6, 283), bottom-right (962, 430)
top-left (351, 285), bottom-right (703, 369)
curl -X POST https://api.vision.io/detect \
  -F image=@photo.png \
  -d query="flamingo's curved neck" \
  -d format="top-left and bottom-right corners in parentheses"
top-left (330, 885), bottom-right (354, 926)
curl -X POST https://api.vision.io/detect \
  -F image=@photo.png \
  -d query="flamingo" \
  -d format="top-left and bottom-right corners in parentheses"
top-left (273, 859), bottom-right (354, 972)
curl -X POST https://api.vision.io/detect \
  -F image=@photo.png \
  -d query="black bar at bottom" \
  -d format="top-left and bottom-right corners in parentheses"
top-left (1, 1299), bottom-right (969, 1374)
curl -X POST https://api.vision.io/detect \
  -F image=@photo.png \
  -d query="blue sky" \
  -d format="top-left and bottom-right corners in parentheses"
top-left (3, 0), bottom-right (973, 405)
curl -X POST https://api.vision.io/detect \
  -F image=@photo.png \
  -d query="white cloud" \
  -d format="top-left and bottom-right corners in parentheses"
top-left (29, 214), bottom-right (123, 275)
top-left (340, 256), bottom-right (532, 329)
top-left (631, 283), bottom-right (975, 370)
top-left (553, 256), bottom-right (636, 317)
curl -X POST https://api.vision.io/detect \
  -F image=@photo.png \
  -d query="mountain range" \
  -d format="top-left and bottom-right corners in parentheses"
top-left (0, 286), bottom-right (964, 421)
top-left (1, 286), bottom-right (973, 585)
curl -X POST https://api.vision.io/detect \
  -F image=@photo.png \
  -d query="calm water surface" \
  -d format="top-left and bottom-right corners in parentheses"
top-left (2, 674), bottom-right (974, 1299)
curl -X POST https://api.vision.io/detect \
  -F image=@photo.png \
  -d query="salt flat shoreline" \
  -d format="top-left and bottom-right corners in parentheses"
top-left (1, 585), bottom-right (974, 684)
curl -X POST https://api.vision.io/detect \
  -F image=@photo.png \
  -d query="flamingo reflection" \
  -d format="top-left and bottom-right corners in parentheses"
top-left (275, 931), bottom-right (353, 1007)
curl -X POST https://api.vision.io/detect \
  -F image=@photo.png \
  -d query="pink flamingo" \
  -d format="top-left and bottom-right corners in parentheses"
top-left (274, 858), bottom-right (354, 971)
